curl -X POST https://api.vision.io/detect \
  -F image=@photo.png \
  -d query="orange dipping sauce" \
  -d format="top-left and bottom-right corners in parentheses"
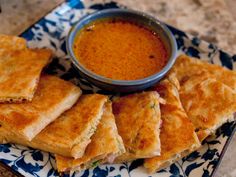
top-left (73, 20), bottom-right (168, 80)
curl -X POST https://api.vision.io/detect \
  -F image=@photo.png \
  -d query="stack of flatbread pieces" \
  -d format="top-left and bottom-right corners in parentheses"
top-left (169, 55), bottom-right (236, 142)
top-left (144, 55), bottom-right (236, 173)
top-left (53, 91), bottom-right (163, 173)
top-left (112, 91), bottom-right (163, 163)
top-left (55, 101), bottom-right (126, 172)
top-left (144, 77), bottom-right (201, 173)
top-left (0, 34), bottom-right (235, 175)
top-left (0, 35), bottom-right (128, 174)
top-left (0, 35), bottom-right (82, 141)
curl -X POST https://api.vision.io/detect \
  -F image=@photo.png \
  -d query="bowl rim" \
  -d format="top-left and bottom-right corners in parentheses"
top-left (66, 8), bottom-right (177, 86)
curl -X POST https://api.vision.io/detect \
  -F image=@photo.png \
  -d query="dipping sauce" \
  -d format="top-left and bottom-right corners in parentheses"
top-left (73, 20), bottom-right (168, 80)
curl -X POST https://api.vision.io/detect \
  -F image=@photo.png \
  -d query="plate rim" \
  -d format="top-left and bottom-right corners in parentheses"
top-left (0, 1), bottom-right (235, 177)
top-left (211, 124), bottom-right (236, 177)
top-left (0, 2), bottom-right (65, 177)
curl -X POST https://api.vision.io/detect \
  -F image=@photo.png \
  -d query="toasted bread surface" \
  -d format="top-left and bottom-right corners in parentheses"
top-left (113, 91), bottom-right (162, 162)
top-left (170, 54), bottom-right (236, 90)
top-left (0, 75), bottom-right (82, 141)
top-left (36, 94), bottom-right (108, 158)
top-left (0, 34), bottom-right (27, 51)
top-left (55, 102), bottom-right (125, 172)
top-left (0, 48), bottom-right (52, 102)
top-left (144, 78), bottom-right (200, 173)
top-left (179, 74), bottom-right (236, 141)
top-left (0, 93), bottom-right (110, 159)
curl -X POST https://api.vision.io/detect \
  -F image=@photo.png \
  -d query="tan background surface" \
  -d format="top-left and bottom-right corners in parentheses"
top-left (0, 0), bottom-right (235, 177)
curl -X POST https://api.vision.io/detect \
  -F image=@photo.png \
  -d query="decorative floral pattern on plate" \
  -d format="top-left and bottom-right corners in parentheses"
top-left (0, 0), bottom-right (235, 177)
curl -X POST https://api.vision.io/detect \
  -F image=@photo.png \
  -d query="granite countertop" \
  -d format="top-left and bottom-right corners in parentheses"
top-left (0, 0), bottom-right (235, 177)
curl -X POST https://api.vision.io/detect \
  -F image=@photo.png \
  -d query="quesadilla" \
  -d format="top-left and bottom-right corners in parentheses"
top-left (179, 73), bottom-right (236, 142)
top-left (0, 48), bottom-right (52, 102)
top-left (0, 94), bottom-right (108, 158)
top-left (170, 54), bottom-right (236, 90)
top-left (0, 34), bottom-right (27, 51)
top-left (0, 75), bottom-right (82, 141)
top-left (144, 78), bottom-right (200, 173)
top-left (55, 102), bottom-right (125, 173)
top-left (112, 91), bottom-right (163, 162)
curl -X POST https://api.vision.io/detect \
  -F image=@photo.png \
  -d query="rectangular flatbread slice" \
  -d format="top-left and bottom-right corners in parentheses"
top-left (144, 78), bottom-right (200, 173)
top-left (35, 94), bottom-right (108, 158)
top-left (112, 91), bottom-right (162, 162)
top-left (0, 34), bottom-right (27, 51)
top-left (55, 102), bottom-right (125, 173)
top-left (0, 75), bottom-right (82, 141)
top-left (0, 94), bottom-right (108, 158)
top-left (170, 54), bottom-right (236, 91)
top-left (0, 48), bottom-right (52, 102)
top-left (179, 73), bottom-right (236, 142)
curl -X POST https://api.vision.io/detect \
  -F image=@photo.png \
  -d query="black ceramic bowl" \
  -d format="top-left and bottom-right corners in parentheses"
top-left (67, 8), bottom-right (177, 93)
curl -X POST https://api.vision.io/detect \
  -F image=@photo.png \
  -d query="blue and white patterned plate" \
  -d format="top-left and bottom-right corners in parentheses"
top-left (0, 0), bottom-right (235, 177)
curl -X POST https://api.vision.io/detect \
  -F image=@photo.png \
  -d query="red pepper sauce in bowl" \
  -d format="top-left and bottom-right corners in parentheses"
top-left (73, 20), bottom-right (168, 80)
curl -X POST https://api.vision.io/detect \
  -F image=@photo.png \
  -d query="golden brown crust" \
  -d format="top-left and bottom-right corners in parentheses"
top-left (113, 91), bottom-right (162, 162)
top-left (0, 125), bottom-right (7, 144)
top-left (0, 75), bottom-right (82, 141)
top-left (0, 34), bottom-right (27, 51)
top-left (169, 54), bottom-right (236, 141)
top-left (144, 79), bottom-right (200, 173)
top-left (169, 54), bottom-right (236, 90)
top-left (35, 94), bottom-right (108, 158)
top-left (197, 129), bottom-right (211, 142)
top-left (55, 102), bottom-right (125, 172)
top-left (179, 74), bottom-right (236, 140)
top-left (0, 94), bottom-right (109, 158)
top-left (0, 48), bottom-right (52, 102)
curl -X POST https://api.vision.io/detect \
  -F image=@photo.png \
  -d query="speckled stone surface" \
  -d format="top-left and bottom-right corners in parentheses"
top-left (118, 0), bottom-right (236, 55)
top-left (0, 0), bottom-right (235, 177)
top-left (0, 0), bottom-right (63, 35)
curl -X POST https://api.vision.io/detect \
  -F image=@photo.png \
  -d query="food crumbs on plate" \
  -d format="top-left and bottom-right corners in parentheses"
top-left (73, 19), bottom-right (168, 80)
